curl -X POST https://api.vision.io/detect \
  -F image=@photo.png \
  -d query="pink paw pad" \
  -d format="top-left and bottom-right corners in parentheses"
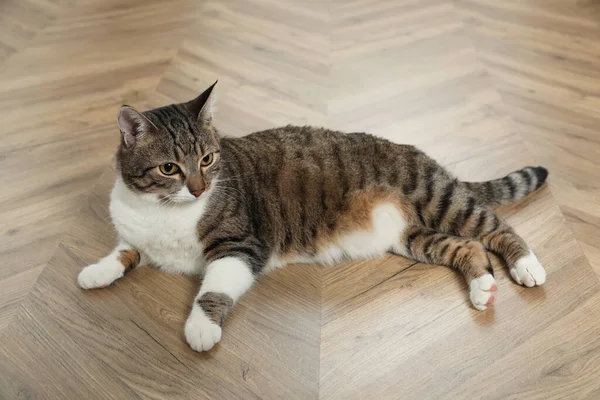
top-left (469, 274), bottom-right (498, 311)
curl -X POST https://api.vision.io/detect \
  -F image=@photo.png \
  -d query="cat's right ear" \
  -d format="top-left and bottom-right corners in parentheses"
top-left (117, 106), bottom-right (149, 147)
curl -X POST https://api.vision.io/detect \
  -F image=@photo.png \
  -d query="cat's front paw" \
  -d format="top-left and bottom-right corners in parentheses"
top-left (78, 259), bottom-right (125, 289)
top-left (184, 309), bottom-right (222, 352)
top-left (470, 274), bottom-right (497, 311)
top-left (511, 251), bottom-right (546, 287)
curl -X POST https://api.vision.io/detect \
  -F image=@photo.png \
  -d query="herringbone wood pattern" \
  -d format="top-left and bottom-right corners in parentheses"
top-left (1, 0), bottom-right (599, 398)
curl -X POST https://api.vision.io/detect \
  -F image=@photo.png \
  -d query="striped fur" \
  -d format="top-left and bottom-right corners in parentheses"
top-left (463, 166), bottom-right (549, 206)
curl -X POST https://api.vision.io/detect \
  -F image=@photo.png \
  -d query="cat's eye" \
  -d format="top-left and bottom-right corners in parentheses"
top-left (200, 153), bottom-right (214, 167)
top-left (159, 163), bottom-right (180, 176)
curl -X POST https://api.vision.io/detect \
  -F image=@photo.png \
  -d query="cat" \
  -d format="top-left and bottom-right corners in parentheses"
top-left (78, 81), bottom-right (548, 352)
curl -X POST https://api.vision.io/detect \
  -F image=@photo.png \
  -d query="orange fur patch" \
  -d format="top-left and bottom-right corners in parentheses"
top-left (341, 188), bottom-right (413, 230)
top-left (316, 187), bottom-right (416, 251)
top-left (273, 187), bottom-right (416, 263)
top-left (118, 249), bottom-right (140, 270)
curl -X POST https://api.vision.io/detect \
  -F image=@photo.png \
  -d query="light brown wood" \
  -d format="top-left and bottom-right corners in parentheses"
top-left (1, 0), bottom-right (600, 398)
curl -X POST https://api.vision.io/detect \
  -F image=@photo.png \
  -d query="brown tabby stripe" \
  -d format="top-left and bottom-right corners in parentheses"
top-left (472, 211), bottom-right (488, 237)
top-left (484, 214), bottom-right (500, 236)
top-left (430, 181), bottom-right (455, 229)
top-left (402, 151), bottom-right (419, 195)
top-left (415, 165), bottom-right (437, 225)
top-left (446, 197), bottom-right (474, 236)
top-left (424, 234), bottom-right (448, 255)
top-left (197, 292), bottom-right (234, 327)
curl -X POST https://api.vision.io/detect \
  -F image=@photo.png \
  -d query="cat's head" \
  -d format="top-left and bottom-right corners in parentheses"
top-left (116, 82), bottom-right (221, 204)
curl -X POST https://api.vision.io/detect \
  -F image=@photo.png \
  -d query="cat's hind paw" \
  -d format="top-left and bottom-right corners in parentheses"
top-left (469, 274), bottom-right (497, 311)
top-left (78, 260), bottom-right (125, 289)
top-left (184, 309), bottom-right (222, 352)
top-left (511, 251), bottom-right (546, 287)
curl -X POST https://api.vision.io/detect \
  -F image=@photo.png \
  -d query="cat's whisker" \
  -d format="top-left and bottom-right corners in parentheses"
top-left (159, 196), bottom-right (183, 210)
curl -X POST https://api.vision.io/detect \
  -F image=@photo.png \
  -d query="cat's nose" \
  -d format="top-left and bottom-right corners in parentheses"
top-left (190, 188), bottom-right (204, 197)
top-left (187, 177), bottom-right (205, 197)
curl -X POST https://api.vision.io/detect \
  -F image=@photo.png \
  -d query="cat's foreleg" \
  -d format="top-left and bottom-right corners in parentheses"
top-left (78, 240), bottom-right (140, 289)
top-left (184, 256), bottom-right (256, 352)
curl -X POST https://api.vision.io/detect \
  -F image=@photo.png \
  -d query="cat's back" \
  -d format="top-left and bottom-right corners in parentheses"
top-left (218, 125), bottom-right (435, 195)
top-left (220, 125), bottom-right (416, 168)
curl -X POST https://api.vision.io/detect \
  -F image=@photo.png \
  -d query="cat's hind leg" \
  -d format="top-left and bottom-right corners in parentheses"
top-left (412, 181), bottom-right (546, 288)
top-left (393, 227), bottom-right (497, 310)
top-left (451, 207), bottom-right (546, 288)
top-left (480, 219), bottom-right (546, 287)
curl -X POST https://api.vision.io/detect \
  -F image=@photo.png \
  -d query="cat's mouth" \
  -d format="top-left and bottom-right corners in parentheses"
top-left (163, 184), bottom-right (211, 204)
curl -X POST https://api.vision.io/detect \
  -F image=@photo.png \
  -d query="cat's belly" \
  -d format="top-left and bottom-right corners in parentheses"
top-left (109, 181), bottom-right (207, 275)
top-left (267, 203), bottom-right (409, 270)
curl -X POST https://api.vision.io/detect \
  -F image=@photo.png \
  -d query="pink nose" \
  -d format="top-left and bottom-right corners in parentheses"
top-left (190, 188), bottom-right (204, 197)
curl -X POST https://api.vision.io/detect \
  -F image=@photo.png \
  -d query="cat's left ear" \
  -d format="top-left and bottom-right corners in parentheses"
top-left (188, 80), bottom-right (217, 123)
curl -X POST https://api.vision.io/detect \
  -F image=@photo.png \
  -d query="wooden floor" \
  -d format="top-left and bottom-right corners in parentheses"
top-left (2, 0), bottom-right (600, 398)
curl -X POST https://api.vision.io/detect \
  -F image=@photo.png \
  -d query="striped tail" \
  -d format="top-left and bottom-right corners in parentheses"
top-left (463, 166), bottom-right (549, 206)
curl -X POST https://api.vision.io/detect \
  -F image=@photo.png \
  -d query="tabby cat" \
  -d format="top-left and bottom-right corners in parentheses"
top-left (78, 82), bottom-right (548, 352)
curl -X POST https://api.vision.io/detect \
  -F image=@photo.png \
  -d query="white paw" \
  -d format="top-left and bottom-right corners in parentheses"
top-left (184, 309), bottom-right (222, 352)
top-left (470, 274), bottom-right (497, 311)
top-left (77, 259), bottom-right (124, 289)
top-left (511, 251), bottom-right (546, 287)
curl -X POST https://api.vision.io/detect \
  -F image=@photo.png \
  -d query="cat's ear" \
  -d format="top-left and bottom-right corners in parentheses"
top-left (188, 80), bottom-right (218, 123)
top-left (117, 106), bottom-right (149, 147)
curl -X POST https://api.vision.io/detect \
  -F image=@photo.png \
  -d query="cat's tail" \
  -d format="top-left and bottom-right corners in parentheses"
top-left (462, 166), bottom-right (549, 207)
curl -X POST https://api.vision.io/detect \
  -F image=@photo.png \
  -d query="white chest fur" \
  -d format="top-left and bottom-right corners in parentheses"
top-left (109, 179), bottom-right (209, 275)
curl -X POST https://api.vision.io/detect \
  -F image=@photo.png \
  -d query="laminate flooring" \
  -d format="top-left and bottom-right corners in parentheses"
top-left (1, 0), bottom-right (600, 398)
